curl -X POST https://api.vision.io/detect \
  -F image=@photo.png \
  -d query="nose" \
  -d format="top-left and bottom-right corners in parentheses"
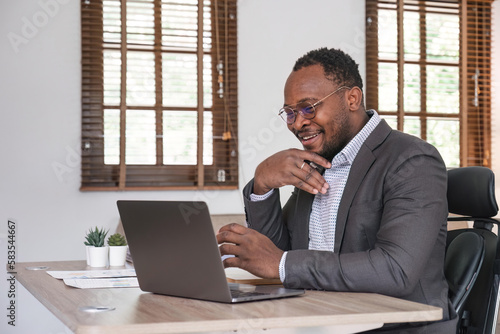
top-left (290, 111), bottom-right (311, 131)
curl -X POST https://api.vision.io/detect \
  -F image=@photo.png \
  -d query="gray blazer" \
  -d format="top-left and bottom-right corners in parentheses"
top-left (243, 120), bottom-right (457, 332)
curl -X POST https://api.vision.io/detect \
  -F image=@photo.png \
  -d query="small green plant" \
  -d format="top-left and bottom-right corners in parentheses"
top-left (84, 227), bottom-right (109, 247)
top-left (107, 233), bottom-right (127, 246)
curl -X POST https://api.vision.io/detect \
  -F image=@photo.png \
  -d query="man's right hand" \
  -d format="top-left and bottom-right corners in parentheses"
top-left (253, 149), bottom-right (331, 195)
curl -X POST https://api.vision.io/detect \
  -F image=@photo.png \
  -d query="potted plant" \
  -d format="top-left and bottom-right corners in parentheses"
top-left (107, 233), bottom-right (128, 267)
top-left (84, 227), bottom-right (109, 267)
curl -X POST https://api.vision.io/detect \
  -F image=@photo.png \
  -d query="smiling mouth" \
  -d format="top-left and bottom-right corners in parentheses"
top-left (297, 131), bottom-right (321, 145)
top-left (301, 133), bottom-right (319, 140)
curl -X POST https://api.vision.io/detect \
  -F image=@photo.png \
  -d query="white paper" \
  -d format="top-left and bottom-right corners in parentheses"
top-left (63, 277), bottom-right (139, 289)
top-left (224, 267), bottom-right (262, 280)
top-left (47, 268), bottom-right (136, 280)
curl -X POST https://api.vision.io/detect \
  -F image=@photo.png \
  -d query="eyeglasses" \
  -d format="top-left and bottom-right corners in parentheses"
top-left (278, 86), bottom-right (350, 125)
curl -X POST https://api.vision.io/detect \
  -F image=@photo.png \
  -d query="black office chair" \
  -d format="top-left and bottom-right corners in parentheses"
top-left (446, 166), bottom-right (500, 334)
top-left (445, 232), bottom-right (484, 316)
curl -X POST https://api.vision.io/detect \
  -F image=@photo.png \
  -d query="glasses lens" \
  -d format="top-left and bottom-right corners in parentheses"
top-left (297, 102), bottom-right (315, 119)
top-left (279, 107), bottom-right (296, 124)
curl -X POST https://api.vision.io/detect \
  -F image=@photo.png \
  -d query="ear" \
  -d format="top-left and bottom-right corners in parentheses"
top-left (346, 86), bottom-right (363, 111)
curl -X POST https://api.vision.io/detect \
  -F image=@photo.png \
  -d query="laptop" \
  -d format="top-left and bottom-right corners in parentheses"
top-left (117, 200), bottom-right (304, 303)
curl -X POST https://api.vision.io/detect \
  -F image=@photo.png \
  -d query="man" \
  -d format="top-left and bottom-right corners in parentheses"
top-left (217, 47), bottom-right (457, 332)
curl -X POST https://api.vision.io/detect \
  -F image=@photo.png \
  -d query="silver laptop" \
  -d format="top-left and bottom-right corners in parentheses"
top-left (117, 200), bottom-right (304, 303)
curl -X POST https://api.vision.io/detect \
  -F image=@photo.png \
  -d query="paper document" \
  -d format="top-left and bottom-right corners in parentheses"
top-left (63, 277), bottom-right (139, 289)
top-left (47, 268), bottom-right (136, 280)
top-left (224, 267), bottom-right (282, 285)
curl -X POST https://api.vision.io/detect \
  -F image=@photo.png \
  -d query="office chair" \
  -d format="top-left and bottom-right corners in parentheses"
top-left (446, 166), bottom-right (500, 334)
top-left (445, 232), bottom-right (484, 316)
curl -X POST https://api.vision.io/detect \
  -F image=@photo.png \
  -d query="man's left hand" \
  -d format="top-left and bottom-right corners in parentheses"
top-left (217, 223), bottom-right (283, 279)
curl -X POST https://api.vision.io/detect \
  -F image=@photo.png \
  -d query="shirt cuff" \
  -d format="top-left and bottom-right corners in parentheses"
top-left (249, 188), bottom-right (275, 202)
top-left (278, 251), bottom-right (287, 283)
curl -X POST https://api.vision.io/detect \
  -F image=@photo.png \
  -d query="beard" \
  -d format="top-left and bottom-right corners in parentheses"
top-left (317, 106), bottom-right (353, 162)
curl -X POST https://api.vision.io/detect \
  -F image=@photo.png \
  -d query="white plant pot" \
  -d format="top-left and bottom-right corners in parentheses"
top-left (87, 246), bottom-right (108, 268)
top-left (86, 245), bottom-right (92, 266)
top-left (109, 246), bottom-right (128, 267)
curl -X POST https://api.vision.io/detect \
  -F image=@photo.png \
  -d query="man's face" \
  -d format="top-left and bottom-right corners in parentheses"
top-left (283, 64), bottom-right (354, 161)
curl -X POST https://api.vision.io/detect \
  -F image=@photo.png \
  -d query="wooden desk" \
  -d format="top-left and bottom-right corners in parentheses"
top-left (15, 261), bottom-right (443, 334)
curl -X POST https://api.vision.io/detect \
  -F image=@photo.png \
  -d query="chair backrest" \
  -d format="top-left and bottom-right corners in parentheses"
top-left (447, 166), bottom-right (498, 219)
top-left (444, 232), bottom-right (484, 314)
top-left (446, 166), bottom-right (499, 334)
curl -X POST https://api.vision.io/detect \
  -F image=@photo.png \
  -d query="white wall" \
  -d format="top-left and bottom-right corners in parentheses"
top-left (0, 0), bottom-right (366, 263)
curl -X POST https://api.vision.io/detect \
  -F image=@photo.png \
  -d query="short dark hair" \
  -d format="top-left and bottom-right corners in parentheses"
top-left (293, 47), bottom-right (363, 91)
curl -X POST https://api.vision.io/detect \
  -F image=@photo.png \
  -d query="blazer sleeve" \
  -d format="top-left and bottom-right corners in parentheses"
top-left (283, 142), bottom-right (448, 297)
top-left (242, 179), bottom-right (291, 251)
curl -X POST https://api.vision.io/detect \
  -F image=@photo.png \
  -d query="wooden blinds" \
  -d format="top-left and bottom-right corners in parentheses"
top-left (365, 0), bottom-right (493, 168)
top-left (81, 0), bottom-right (238, 190)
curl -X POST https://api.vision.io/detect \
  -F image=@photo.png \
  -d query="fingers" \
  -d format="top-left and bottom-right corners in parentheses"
top-left (218, 223), bottom-right (247, 234)
top-left (216, 230), bottom-right (242, 246)
top-left (218, 232), bottom-right (282, 278)
top-left (293, 161), bottom-right (329, 194)
top-left (216, 225), bottom-right (283, 278)
top-left (303, 151), bottom-right (332, 170)
top-left (219, 242), bottom-right (239, 256)
top-left (221, 255), bottom-right (240, 268)
top-left (253, 149), bottom-right (331, 195)
top-left (217, 226), bottom-right (244, 269)
top-left (290, 150), bottom-right (331, 194)
top-left (216, 223), bottom-right (247, 245)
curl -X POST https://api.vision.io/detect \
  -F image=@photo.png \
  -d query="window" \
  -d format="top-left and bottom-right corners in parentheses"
top-left (366, 0), bottom-right (493, 168)
top-left (81, 0), bottom-right (238, 190)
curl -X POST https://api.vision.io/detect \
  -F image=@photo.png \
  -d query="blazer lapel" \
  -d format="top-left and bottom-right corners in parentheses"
top-left (334, 120), bottom-right (392, 253)
top-left (291, 189), bottom-right (315, 249)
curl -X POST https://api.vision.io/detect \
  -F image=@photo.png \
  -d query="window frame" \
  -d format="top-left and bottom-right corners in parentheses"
top-left (365, 0), bottom-right (493, 168)
top-left (81, 0), bottom-right (238, 191)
